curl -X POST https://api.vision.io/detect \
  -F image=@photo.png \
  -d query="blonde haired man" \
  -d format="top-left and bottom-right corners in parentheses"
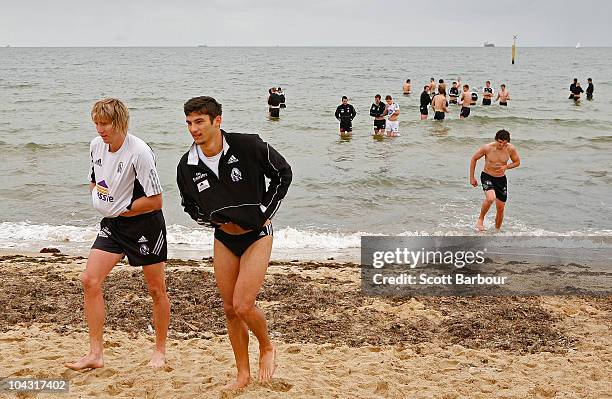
top-left (66, 98), bottom-right (169, 370)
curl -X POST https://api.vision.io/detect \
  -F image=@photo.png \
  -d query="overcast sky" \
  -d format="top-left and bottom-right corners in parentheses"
top-left (2, 0), bottom-right (610, 47)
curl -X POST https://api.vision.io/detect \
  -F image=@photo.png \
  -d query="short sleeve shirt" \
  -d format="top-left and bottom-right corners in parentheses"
top-left (88, 134), bottom-right (162, 217)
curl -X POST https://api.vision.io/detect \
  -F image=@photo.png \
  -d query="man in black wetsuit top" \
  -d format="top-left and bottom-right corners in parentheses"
top-left (569, 78), bottom-right (578, 100)
top-left (586, 78), bottom-right (594, 100)
top-left (370, 94), bottom-right (386, 135)
top-left (335, 96), bottom-right (356, 135)
top-left (268, 88), bottom-right (281, 118)
top-left (420, 86), bottom-right (431, 120)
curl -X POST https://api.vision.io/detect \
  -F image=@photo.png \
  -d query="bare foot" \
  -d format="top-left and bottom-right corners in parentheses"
top-left (258, 346), bottom-right (276, 383)
top-left (222, 374), bottom-right (250, 390)
top-left (65, 353), bottom-right (104, 370)
top-left (148, 350), bottom-right (165, 368)
top-left (475, 220), bottom-right (485, 231)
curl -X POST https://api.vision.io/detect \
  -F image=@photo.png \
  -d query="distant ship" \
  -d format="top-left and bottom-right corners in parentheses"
top-left (484, 42), bottom-right (495, 47)
top-left (197, 44), bottom-right (207, 47)
top-left (575, 42), bottom-right (581, 49)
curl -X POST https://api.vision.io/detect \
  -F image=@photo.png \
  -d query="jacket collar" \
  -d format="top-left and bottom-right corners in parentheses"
top-left (187, 129), bottom-right (230, 165)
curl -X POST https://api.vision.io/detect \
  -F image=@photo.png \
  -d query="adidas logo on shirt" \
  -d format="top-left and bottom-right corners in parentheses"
top-left (227, 155), bottom-right (239, 164)
top-left (138, 236), bottom-right (148, 243)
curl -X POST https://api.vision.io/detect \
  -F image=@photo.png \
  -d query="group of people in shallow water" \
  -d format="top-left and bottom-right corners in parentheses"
top-left (333, 78), bottom-right (511, 137)
top-left (414, 78), bottom-right (511, 122)
top-left (569, 78), bottom-right (594, 102)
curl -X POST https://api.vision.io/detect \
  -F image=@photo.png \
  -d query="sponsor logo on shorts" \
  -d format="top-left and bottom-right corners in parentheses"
top-left (98, 227), bottom-right (111, 238)
top-left (96, 180), bottom-right (114, 202)
top-left (197, 180), bottom-right (210, 192)
top-left (138, 236), bottom-right (148, 243)
top-left (227, 155), bottom-right (239, 164)
top-left (231, 168), bottom-right (242, 182)
top-left (139, 244), bottom-right (150, 255)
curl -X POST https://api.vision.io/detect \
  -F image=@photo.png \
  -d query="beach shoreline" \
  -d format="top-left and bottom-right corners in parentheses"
top-left (0, 253), bottom-right (610, 398)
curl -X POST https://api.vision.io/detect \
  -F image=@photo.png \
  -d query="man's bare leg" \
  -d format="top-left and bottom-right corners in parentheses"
top-left (495, 199), bottom-right (506, 230)
top-left (476, 191), bottom-right (496, 231)
top-left (65, 249), bottom-right (123, 370)
top-left (142, 262), bottom-right (170, 368)
top-left (233, 236), bottom-right (276, 383)
top-left (213, 240), bottom-right (251, 390)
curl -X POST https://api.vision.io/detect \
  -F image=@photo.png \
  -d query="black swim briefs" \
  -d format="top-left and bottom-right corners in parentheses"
top-left (434, 111), bottom-right (445, 120)
top-left (214, 224), bottom-right (273, 257)
top-left (460, 107), bottom-right (471, 118)
top-left (481, 171), bottom-right (507, 202)
top-left (482, 98), bottom-right (492, 106)
top-left (92, 210), bottom-right (167, 266)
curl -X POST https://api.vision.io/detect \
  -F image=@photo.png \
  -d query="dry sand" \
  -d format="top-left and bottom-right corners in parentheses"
top-left (0, 253), bottom-right (610, 398)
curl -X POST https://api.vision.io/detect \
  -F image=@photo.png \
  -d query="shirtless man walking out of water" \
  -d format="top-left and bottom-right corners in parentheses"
top-left (460, 85), bottom-right (471, 119)
top-left (403, 79), bottom-right (411, 95)
top-left (66, 98), bottom-right (169, 370)
top-left (469, 129), bottom-right (521, 231)
top-left (496, 84), bottom-right (510, 106)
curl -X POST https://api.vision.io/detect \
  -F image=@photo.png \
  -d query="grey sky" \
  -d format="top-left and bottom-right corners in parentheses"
top-left (2, 0), bottom-right (610, 47)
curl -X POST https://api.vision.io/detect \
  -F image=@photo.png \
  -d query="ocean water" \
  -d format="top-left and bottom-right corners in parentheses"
top-left (0, 47), bottom-right (610, 258)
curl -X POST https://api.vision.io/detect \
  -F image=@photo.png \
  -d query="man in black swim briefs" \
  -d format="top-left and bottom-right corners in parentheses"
top-left (469, 129), bottom-right (521, 231)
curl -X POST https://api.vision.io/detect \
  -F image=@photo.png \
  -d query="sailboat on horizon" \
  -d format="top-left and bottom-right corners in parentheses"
top-left (576, 42), bottom-right (581, 49)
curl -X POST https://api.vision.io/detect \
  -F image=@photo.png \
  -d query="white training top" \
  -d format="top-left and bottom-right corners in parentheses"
top-left (88, 133), bottom-right (163, 218)
top-left (195, 135), bottom-right (228, 178)
top-left (387, 102), bottom-right (399, 117)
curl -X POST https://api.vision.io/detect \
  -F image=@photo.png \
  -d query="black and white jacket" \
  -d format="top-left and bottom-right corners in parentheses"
top-left (176, 130), bottom-right (292, 230)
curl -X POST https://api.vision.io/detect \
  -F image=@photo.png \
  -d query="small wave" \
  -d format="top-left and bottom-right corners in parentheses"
top-left (2, 83), bottom-right (37, 89)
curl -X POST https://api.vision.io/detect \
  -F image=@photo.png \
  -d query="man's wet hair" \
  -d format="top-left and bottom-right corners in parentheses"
top-left (385, 95), bottom-right (392, 100)
top-left (439, 79), bottom-right (444, 84)
top-left (342, 96), bottom-right (348, 100)
top-left (495, 129), bottom-right (511, 142)
top-left (438, 87), bottom-right (446, 96)
top-left (375, 94), bottom-right (381, 99)
top-left (184, 96), bottom-right (223, 121)
top-left (424, 85), bottom-right (429, 90)
top-left (91, 98), bottom-right (129, 135)
top-left (463, 84), bottom-right (469, 90)
top-left (501, 84), bottom-right (506, 88)
top-left (406, 79), bottom-right (411, 83)
top-left (486, 80), bottom-right (491, 84)
top-left (573, 78), bottom-right (578, 83)
top-left (587, 78), bottom-right (592, 82)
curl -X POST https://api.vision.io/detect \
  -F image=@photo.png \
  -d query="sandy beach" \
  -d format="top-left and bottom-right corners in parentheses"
top-left (0, 252), bottom-right (610, 398)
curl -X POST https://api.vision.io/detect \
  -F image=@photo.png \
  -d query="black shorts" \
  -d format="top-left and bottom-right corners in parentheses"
top-left (460, 107), bottom-right (471, 118)
top-left (420, 106), bottom-right (428, 116)
top-left (215, 224), bottom-right (273, 257)
top-left (373, 119), bottom-right (386, 130)
top-left (434, 111), bottom-right (445, 120)
top-left (482, 98), bottom-right (492, 105)
top-left (586, 93), bottom-right (593, 100)
top-left (92, 210), bottom-right (167, 266)
top-left (499, 102), bottom-right (508, 106)
top-left (481, 172), bottom-right (507, 202)
top-left (339, 119), bottom-right (352, 132)
top-left (269, 108), bottom-right (280, 117)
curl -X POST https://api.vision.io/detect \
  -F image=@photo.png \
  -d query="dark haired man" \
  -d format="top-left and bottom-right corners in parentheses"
top-left (277, 87), bottom-right (286, 108)
top-left (569, 78), bottom-right (578, 100)
top-left (335, 96), bottom-right (356, 135)
top-left (370, 94), bottom-right (387, 135)
top-left (267, 88), bottom-right (281, 118)
top-left (469, 129), bottom-right (521, 231)
top-left (431, 87), bottom-right (448, 120)
top-left (403, 79), bottom-right (411, 95)
top-left (460, 85), bottom-right (471, 119)
top-left (482, 81), bottom-right (494, 105)
top-left (177, 96), bottom-right (292, 389)
top-left (420, 86), bottom-right (431, 120)
top-left (586, 78), bottom-right (594, 100)
top-left (449, 82), bottom-right (459, 105)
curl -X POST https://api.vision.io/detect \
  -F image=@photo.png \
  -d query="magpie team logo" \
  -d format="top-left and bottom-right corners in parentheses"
top-left (227, 155), bottom-right (239, 164)
top-left (231, 168), bottom-right (242, 182)
top-left (95, 158), bottom-right (102, 166)
top-left (96, 180), bottom-right (114, 202)
top-left (117, 161), bottom-right (123, 174)
top-left (139, 244), bottom-right (150, 255)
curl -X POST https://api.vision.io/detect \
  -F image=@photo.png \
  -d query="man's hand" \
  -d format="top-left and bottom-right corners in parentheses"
top-left (470, 177), bottom-right (478, 187)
